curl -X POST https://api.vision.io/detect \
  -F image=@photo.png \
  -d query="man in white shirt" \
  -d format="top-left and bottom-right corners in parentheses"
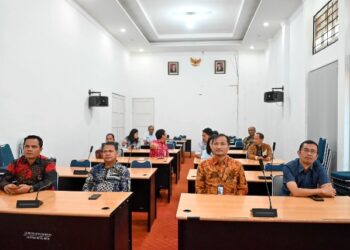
top-left (143, 125), bottom-right (156, 145)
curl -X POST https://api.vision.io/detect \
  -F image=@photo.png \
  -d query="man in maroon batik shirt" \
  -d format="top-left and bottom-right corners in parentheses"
top-left (150, 129), bottom-right (169, 158)
top-left (0, 135), bottom-right (57, 194)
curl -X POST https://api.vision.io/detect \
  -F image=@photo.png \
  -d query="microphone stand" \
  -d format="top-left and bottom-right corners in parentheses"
top-left (16, 182), bottom-right (52, 208)
top-left (74, 146), bottom-right (93, 175)
top-left (251, 159), bottom-right (278, 217)
top-left (270, 142), bottom-right (276, 179)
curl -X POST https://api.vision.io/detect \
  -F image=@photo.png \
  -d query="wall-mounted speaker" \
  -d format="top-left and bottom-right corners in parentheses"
top-left (89, 96), bottom-right (109, 107)
top-left (264, 91), bottom-right (284, 103)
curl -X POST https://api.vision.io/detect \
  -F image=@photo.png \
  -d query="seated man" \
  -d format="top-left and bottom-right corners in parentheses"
top-left (281, 140), bottom-right (336, 197)
top-left (243, 126), bottom-right (256, 150)
top-left (82, 142), bottom-right (130, 192)
top-left (143, 125), bottom-right (156, 145)
top-left (0, 135), bottom-right (57, 194)
top-left (195, 127), bottom-right (213, 158)
top-left (247, 132), bottom-right (272, 160)
top-left (150, 129), bottom-right (169, 158)
top-left (195, 133), bottom-right (248, 195)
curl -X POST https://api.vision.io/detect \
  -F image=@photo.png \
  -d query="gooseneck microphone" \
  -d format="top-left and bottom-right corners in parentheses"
top-left (74, 146), bottom-right (93, 175)
top-left (270, 142), bottom-right (276, 178)
top-left (251, 159), bottom-right (278, 217)
top-left (16, 182), bottom-right (52, 208)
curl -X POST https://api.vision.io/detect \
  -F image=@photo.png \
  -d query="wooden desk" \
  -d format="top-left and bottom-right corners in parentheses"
top-left (186, 169), bottom-right (283, 195)
top-left (122, 148), bottom-right (182, 183)
top-left (228, 149), bottom-right (247, 158)
top-left (177, 193), bottom-right (350, 250)
top-left (193, 158), bottom-right (285, 171)
top-left (0, 191), bottom-right (132, 249)
top-left (57, 167), bottom-right (157, 231)
top-left (90, 157), bottom-right (174, 202)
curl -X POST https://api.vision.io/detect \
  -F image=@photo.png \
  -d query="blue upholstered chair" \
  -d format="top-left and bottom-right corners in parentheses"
top-left (70, 159), bottom-right (90, 167)
top-left (130, 160), bottom-right (152, 168)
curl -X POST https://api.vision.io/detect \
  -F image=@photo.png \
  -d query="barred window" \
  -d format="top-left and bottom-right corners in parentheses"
top-left (313, 0), bottom-right (338, 54)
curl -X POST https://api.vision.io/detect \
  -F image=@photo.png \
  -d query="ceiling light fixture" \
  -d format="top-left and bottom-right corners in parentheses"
top-left (185, 11), bottom-right (196, 29)
top-left (250, 45), bottom-right (255, 50)
top-left (120, 28), bottom-right (126, 32)
top-left (263, 22), bottom-right (269, 27)
top-left (139, 48), bottom-right (144, 52)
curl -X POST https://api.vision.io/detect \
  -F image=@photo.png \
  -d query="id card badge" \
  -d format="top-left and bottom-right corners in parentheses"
top-left (217, 185), bottom-right (224, 195)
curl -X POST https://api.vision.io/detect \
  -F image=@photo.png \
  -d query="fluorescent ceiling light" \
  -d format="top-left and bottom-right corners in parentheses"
top-left (263, 22), bottom-right (269, 27)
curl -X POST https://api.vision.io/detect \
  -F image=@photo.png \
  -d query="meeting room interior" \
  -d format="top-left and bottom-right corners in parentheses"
top-left (1, 0), bottom-right (350, 249)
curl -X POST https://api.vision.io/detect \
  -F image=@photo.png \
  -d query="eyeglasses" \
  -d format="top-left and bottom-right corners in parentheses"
top-left (302, 148), bottom-right (317, 155)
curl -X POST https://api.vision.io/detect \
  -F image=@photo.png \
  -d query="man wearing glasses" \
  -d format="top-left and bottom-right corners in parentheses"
top-left (281, 140), bottom-right (336, 197)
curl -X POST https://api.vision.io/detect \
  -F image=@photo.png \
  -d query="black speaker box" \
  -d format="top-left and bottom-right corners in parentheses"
top-left (264, 91), bottom-right (284, 103)
top-left (89, 96), bottom-right (109, 107)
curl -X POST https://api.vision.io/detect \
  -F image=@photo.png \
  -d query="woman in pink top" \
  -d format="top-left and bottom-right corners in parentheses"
top-left (150, 129), bottom-right (169, 158)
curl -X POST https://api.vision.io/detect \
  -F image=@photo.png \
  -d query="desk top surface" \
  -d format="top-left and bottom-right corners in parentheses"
top-left (90, 157), bottom-right (173, 165)
top-left (186, 169), bottom-right (282, 183)
top-left (194, 158), bottom-right (284, 166)
top-left (0, 191), bottom-right (132, 217)
top-left (57, 167), bottom-right (157, 179)
top-left (122, 148), bottom-right (180, 154)
top-left (176, 193), bottom-right (350, 223)
top-left (228, 150), bottom-right (247, 154)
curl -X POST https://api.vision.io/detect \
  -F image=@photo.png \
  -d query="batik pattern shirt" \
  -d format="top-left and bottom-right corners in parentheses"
top-left (243, 136), bottom-right (254, 150)
top-left (82, 162), bottom-right (130, 192)
top-left (247, 143), bottom-right (272, 160)
top-left (195, 156), bottom-right (248, 195)
top-left (0, 155), bottom-right (57, 191)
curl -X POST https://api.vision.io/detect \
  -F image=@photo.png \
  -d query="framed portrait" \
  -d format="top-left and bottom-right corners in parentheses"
top-left (168, 62), bottom-right (179, 75)
top-left (214, 60), bottom-right (226, 74)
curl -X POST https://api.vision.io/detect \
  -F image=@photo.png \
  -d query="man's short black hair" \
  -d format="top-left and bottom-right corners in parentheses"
top-left (24, 135), bottom-right (43, 148)
top-left (102, 142), bottom-right (118, 151)
top-left (202, 128), bottom-right (213, 136)
top-left (210, 133), bottom-right (230, 145)
top-left (256, 132), bottom-right (264, 140)
top-left (299, 140), bottom-right (318, 152)
top-left (155, 129), bottom-right (166, 139)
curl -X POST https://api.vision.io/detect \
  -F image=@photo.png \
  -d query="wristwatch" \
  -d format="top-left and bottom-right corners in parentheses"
top-left (28, 186), bottom-right (34, 193)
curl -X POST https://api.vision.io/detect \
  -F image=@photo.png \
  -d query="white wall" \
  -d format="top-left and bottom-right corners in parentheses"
top-left (250, 0), bottom-right (350, 170)
top-left (0, 0), bottom-right (131, 165)
top-left (128, 51), bottom-right (239, 151)
top-left (238, 9), bottom-right (307, 162)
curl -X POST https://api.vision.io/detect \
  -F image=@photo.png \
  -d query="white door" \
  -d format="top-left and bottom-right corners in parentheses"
top-left (132, 98), bottom-right (154, 139)
top-left (112, 93), bottom-right (125, 143)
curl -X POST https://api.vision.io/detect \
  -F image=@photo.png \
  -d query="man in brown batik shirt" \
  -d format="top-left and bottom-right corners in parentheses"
top-left (195, 134), bottom-right (248, 195)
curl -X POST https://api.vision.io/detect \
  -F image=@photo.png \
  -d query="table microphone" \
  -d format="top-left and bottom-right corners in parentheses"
top-left (251, 159), bottom-right (278, 217)
top-left (270, 142), bottom-right (276, 178)
top-left (74, 146), bottom-right (93, 175)
top-left (16, 182), bottom-right (52, 208)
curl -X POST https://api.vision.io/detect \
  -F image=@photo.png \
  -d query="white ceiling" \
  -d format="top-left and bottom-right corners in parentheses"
top-left (73, 0), bottom-right (302, 52)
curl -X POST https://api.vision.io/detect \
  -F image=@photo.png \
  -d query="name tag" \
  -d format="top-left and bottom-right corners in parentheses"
top-left (217, 185), bottom-right (224, 195)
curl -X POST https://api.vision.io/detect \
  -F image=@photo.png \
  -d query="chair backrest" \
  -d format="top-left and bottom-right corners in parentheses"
top-left (0, 144), bottom-right (15, 169)
top-left (130, 160), bottom-right (152, 168)
top-left (272, 175), bottom-right (284, 196)
top-left (265, 163), bottom-right (284, 171)
top-left (70, 159), bottom-right (90, 167)
top-left (235, 141), bottom-right (243, 149)
top-left (166, 143), bottom-right (175, 149)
